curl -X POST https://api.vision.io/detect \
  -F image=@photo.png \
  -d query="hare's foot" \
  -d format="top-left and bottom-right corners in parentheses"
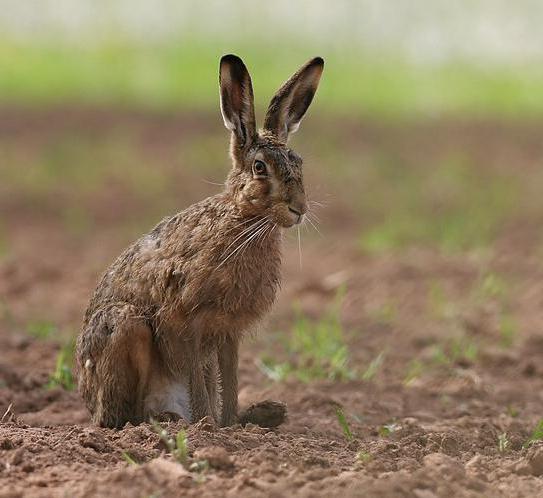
top-left (239, 400), bottom-right (287, 428)
top-left (149, 411), bottom-right (183, 423)
top-left (77, 304), bottom-right (153, 428)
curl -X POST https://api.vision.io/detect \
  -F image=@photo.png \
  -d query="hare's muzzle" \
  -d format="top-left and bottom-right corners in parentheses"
top-left (288, 205), bottom-right (305, 225)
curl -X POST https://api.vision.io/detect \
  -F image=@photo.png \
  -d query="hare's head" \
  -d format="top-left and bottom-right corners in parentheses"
top-left (219, 54), bottom-right (324, 228)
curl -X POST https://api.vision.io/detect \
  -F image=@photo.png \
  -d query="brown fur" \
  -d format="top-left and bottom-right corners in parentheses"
top-left (75, 54), bottom-right (324, 428)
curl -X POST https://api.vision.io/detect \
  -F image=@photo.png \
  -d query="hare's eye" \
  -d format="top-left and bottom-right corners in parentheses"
top-left (253, 160), bottom-right (267, 177)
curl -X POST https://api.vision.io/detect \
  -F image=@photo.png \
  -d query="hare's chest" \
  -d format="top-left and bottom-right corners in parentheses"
top-left (222, 261), bottom-right (280, 315)
top-left (183, 270), bottom-right (279, 341)
top-left (199, 257), bottom-right (281, 332)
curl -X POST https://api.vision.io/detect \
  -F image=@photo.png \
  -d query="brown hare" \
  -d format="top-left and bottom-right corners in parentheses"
top-left (76, 54), bottom-right (324, 428)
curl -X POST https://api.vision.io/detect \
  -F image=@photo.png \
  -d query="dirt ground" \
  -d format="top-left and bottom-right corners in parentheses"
top-left (1, 108), bottom-right (543, 497)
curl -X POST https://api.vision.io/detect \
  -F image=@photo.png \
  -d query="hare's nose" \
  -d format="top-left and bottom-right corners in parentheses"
top-left (288, 204), bottom-right (306, 224)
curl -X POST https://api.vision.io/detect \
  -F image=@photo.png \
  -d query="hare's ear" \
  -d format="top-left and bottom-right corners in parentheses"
top-left (219, 54), bottom-right (256, 147)
top-left (263, 57), bottom-right (324, 143)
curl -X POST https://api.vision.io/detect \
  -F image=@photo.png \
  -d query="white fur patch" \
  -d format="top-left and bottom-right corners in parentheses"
top-left (140, 235), bottom-right (158, 253)
top-left (144, 380), bottom-right (191, 421)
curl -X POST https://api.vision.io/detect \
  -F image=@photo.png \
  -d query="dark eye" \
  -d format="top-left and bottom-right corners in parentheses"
top-left (253, 160), bottom-right (267, 177)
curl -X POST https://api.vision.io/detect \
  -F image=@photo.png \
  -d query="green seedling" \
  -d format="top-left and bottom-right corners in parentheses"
top-left (506, 405), bottom-right (519, 418)
top-left (335, 407), bottom-right (354, 441)
top-left (122, 452), bottom-right (139, 465)
top-left (476, 272), bottom-right (509, 303)
top-left (362, 352), bottom-right (385, 381)
top-left (151, 421), bottom-right (189, 467)
top-left (189, 460), bottom-right (210, 474)
top-left (378, 422), bottom-right (401, 437)
top-left (357, 451), bottom-right (372, 464)
top-left (255, 358), bottom-right (290, 382)
top-left (430, 336), bottom-right (478, 367)
top-left (47, 341), bottom-right (75, 390)
top-left (498, 433), bottom-right (510, 453)
top-left (499, 312), bottom-right (517, 348)
top-left (524, 419), bottom-right (543, 448)
top-left (403, 359), bottom-right (424, 385)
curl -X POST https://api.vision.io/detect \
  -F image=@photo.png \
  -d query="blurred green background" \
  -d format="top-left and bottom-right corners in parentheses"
top-left (2, 0), bottom-right (543, 117)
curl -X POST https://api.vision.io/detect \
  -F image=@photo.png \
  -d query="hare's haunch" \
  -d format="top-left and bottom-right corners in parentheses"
top-left (75, 54), bottom-right (324, 428)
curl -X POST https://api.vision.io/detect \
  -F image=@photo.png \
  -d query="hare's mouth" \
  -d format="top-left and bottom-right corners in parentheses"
top-left (276, 211), bottom-right (304, 228)
top-left (288, 206), bottom-right (304, 225)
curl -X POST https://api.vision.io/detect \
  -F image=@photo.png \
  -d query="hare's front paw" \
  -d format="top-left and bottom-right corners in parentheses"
top-left (220, 412), bottom-right (238, 427)
top-left (190, 393), bottom-right (215, 423)
top-left (151, 411), bottom-right (185, 423)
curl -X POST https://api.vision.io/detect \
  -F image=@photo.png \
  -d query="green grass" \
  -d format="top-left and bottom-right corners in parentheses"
top-left (498, 433), bottom-right (510, 453)
top-left (48, 340), bottom-right (76, 390)
top-left (430, 336), bottom-right (478, 366)
top-left (473, 272), bottom-right (518, 347)
top-left (0, 127), bottom-right (202, 236)
top-left (474, 272), bottom-right (509, 303)
top-left (151, 421), bottom-right (189, 467)
top-left (403, 335), bottom-right (478, 385)
top-left (259, 290), bottom-right (356, 382)
top-left (26, 321), bottom-right (58, 340)
top-left (361, 352), bottom-right (385, 381)
top-left (258, 293), bottom-right (388, 383)
top-left (524, 419), bottom-right (543, 448)
top-left (403, 359), bottom-right (425, 385)
top-left (0, 131), bottom-right (172, 196)
top-left (359, 157), bottom-right (519, 253)
top-left (150, 422), bottom-right (208, 477)
top-left (378, 421), bottom-right (401, 437)
top-left (3, 39), bottom-right (543, 118)
top-left (122, 452), bottom-right (139, 466)
top-left (357, 451), bottom-right (372, 464)
top-left (335, 407), bottom-right (354, 441)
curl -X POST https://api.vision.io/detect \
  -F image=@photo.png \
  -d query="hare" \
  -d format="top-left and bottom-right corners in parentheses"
top-left (75, 54), bottom-right (324, 428)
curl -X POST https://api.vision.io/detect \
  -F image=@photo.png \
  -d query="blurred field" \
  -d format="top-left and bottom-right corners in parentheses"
top-left (3, 40), bottom-right (543, 117)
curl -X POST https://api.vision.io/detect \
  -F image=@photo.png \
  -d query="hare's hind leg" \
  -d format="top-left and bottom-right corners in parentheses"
top-left (77, 304), bottom-right (153, 428)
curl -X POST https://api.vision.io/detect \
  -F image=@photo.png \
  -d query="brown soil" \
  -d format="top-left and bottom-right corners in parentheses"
top-left (1, 108), bottom-right (543, 497)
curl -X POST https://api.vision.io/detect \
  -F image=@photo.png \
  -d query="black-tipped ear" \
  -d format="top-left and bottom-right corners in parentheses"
top-left (263, 57), bottom-right (324, 143)
top-left (219, 54), bottom-right (257, 147)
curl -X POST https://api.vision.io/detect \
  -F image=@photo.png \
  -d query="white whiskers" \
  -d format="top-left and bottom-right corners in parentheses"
top-left (216, 217), bottom-right (271, 269)
top-left (297, 225), bottom-right (303, 269)
top-left (305, 213), bottom-right (323, 237)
